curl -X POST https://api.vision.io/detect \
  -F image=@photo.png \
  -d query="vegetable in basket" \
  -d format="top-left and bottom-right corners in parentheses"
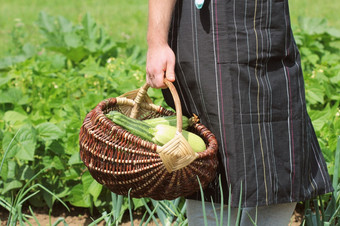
top-left (143, 115), bottom-right (190, 129)
top-left (106, 111), bottom-right (206, 152)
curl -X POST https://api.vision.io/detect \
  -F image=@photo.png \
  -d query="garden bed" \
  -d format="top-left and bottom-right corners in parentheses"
top-left (0, 203), bottom-right (304, 225)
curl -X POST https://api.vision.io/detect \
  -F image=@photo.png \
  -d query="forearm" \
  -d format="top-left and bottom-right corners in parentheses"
top-left (147, 0), bottom-right (176, 47)
top-left (146, 0), bottom-right (177, 88)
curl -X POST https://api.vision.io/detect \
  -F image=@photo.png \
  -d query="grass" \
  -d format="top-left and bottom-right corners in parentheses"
top-left (0, 0), bottom-right (148, 57)
top-left (289, 0), bottom-right (340, 29)
top-left (1, 0), bottom-right (340, 58)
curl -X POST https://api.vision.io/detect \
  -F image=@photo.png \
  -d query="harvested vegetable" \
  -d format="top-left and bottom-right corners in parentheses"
top-left (143, 115), bottom-right (190, 129)
top-left (106, 111), bottom-right (206, 152)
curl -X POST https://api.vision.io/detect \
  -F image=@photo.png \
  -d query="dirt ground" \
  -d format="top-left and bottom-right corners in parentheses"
top-left (0, 203), bottom-right (303, 226)
top-left (0, 205), bottom-right (159, 226)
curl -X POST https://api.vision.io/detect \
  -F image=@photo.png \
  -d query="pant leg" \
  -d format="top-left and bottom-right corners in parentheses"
top-left (186, 199), bottom-right (296, 226)
top-left (241, 202), bottom-right (297, 226)
top-left (186, 199), bottom-right (239, 226)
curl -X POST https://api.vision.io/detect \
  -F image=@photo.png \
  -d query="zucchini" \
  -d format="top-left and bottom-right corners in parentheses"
top-left (143, 115), bottom-right (189, 129)
top-left (106, 111), bottom-right (153, 141)
top-left (106, 111), bottom-right (206, 152)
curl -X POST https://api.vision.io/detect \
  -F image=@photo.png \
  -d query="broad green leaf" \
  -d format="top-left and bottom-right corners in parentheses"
top-left (51, 156), bottom-right (65, 170)
top-left (0, 88), bottom-right (23, 104)
top-left (0, 160), bottom-right (17, 181)
top-left (67, 184), bottom-right (92, 208)
top-left (64, 168), bottom-right (81, 180)
top-left (330, 72), bottom-right (340, 84)
top-left (79, 57), bottom-right (107, 77)
top-left (57, 15), bottom-right (73, 33)
top-left (37, 11), bottom-right (56, 33)
top-left (82, 13), bottom-right (97, 41)
top-left (133, 198), bottom-right (145, 210)
top-left (43, 190), bottom-right (53, 209)
top-left (29, 110), bottom-right (46, 125)
top-left (298, 17), bottom-right (328, 35)
top-left (17, 95), bottom-right (30, 105)
top-left (314, 70), bottom-right (328, 82)
top-left (64, 33), bottom-right (82, 48)
top-left (306, 87), bottom-right (324, 104)
top-left (22, 43), bottom-right (36, 58)
top-left (6, 160), bottom-right (18, 179)
top-left (65, 47), bottom-right (88, 63)
top-left (81, 171), bottom-right (102, 201)
top-left (42, 155), bottom-right (61, 169)
top-left (306, 54), bottom-right (319, 65)
top-left (36, 122), bottom-right (63, 141)
top-left (29, 195), bottom-right (46, 208)
top-left (2, 133), bottom-right (17, 159)
top-left (97, 28), bottom-right (116, 52)
top-left (0, 57), bottom-right (13, 69)
top-left (0, 74), bottom-right (11, 87)
top-left (84, 40), bottom-right (98, 53)
top-left (2, 125), bottom-right (37, 161)
top-left (88, 179), bottom-right (103, 202)
top-left (50, 54), bottom-right (66, 70)
top-left (68, 152), bottom-right (82, 165)
top-left (19, 164), bottom-right (35, 180)
top-left (0, 55), bottom-right (27, 70)
top-left (0, 160), bottom-right (8, 181)
top-left (81, 171), bottom-right (94, 190)
top-left (1, 180), bottom-right (23, 194)
top-left (47, 140), bottom-right (65, 155)
top-left (327, 27), bottom-right (340, 38)
top-left (309, 108), bottom-right (333, 131)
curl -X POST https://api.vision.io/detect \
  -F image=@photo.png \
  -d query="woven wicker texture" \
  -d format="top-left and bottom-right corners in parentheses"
top-left (79, 82), bottom-right (218, 200)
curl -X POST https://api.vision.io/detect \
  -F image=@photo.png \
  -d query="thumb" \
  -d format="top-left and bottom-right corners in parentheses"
top-left (165, 61), bottom-right (176, 82)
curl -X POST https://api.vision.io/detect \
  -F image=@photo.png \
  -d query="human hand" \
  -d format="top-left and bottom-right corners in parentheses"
top-left (146, 43), bottom-right (176, 88)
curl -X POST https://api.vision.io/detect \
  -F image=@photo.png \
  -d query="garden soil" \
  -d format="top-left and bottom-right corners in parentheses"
top-left (0, 203), bottom-right (303, 225)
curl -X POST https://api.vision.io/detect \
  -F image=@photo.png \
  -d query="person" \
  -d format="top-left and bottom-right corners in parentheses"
top-left (146, 0), bottom-right (333, 225)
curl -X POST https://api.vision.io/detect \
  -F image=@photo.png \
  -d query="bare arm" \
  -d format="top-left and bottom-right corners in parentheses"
top-left (146, 0), bottom-right (177, 88)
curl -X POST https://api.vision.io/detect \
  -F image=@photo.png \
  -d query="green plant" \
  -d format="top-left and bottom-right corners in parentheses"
top-left (294, 17), bottom-right (340, 179)
top-left (36, 11), bottom-right (119, 65)
top-left (302, 136), bottom-right (340, 225)
top-left (0, 12), bottom-right (150, 213)
top-left (140, 198), bottom-right (187, 226)
top-left (198, 175), bottom-right (244, 226)
top-left (0, 129), bottom-right (69, 226)
top-left (0, 10), bottom-right (338, 224)
top-left (0, 0), bottom-right (149, 58)
top-left (88, 193), bottom-right (126, 226)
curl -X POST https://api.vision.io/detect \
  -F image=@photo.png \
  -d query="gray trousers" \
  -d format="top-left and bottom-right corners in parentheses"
top-left (186, 199), bottom-right (297, 226)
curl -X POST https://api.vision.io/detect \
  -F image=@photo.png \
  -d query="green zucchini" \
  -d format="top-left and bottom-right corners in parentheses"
top-left (106, 111), bottom-right (206, 152)
top-left (143, 115), bottom-right (189, 129)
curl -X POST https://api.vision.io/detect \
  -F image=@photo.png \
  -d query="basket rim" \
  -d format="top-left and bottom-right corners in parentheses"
top-left (94, 97), bottom-right (218, 157)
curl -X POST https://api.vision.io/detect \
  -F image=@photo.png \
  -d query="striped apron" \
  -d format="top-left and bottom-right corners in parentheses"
top-left (162, 0), bottom-right (333, 207)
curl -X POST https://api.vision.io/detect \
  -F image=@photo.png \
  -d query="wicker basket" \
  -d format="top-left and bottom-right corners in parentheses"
top-left (79, 80), bottom-right (218, 200)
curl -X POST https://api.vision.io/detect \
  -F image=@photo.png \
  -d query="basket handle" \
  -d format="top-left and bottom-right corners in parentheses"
top-left (129, 83), bottom-right (150, 119)
top-left (157, 79), bottom-right (197, 172)
top-left (129, 79), bottom-right (196, 172)
top-left (163, 79), bottom-right (183, 133)
top-left (130, 79), bottom-right (183, 133)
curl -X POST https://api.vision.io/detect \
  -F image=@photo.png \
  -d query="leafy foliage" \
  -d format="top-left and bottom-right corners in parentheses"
top-left (303, 137), bottom-right (340, 225)
top-left (0, 12), bottom-right (339, 224)
top-left (0, 12), bottom-right (157, 213)
top-left (36, 12), bottom-right (119, 65)
top-left (294, 17), bottom-right (340, 178)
